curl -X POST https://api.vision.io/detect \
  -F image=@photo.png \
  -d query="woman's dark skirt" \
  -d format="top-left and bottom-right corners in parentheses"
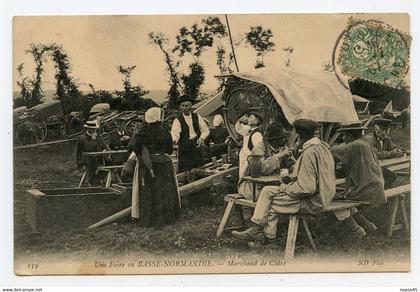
top-left (136, 154), bottom-right (180, 227)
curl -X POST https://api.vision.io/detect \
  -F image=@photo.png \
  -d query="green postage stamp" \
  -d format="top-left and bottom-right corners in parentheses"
top-left (337, 18), bottom-right (410, 88)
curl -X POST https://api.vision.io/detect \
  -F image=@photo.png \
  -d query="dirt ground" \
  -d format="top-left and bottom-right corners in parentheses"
top-left (13, 128), bottom-right (411, 272)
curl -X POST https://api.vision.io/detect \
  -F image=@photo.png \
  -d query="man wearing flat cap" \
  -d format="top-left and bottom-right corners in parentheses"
top-left (171, 94), bottom-right (209, 173)
top-left (331, 123), bottom-right (386, 238)
top-left (237, 122), bottom-right (294, 201)
top-left (233, 118), bottom-right (336, 244)
top-left (363, 117), bottom-right (404, 159)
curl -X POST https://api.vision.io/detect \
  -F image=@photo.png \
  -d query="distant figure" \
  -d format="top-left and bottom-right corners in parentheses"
top-left (107, 118), bottom-right (131, 165)
top-left (76, 120), bottom-right (105, 186)
top-left (109, 118), bottom-right (131, 150)
top-left (235, 112), bottom-right (264, 179)
top-left (205, 114), bottom-right (229, 159)
top-left (68, 112), bottom-right (85, 135)
top-left (131, 107), bottom-right (180, 227)
top-left (170, 95), bottom-right (209, 173)
top-left (331, 123), bottom-right (386, 238)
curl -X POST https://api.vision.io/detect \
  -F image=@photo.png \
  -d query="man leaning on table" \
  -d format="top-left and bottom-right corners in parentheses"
top-left (232, 119), bottom-right (336, 244)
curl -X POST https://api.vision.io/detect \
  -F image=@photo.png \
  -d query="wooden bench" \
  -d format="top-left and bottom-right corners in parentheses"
top-left (217, 184), bottom-right (410, 261)
top-left (79, 165), bottom-right (124, 188)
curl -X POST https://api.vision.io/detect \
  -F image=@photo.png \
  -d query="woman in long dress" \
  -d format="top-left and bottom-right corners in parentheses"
top-left (131, 107), bottom-right (180, 227)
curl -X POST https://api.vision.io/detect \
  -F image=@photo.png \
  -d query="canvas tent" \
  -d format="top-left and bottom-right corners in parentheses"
top-left (228, 69), bottom-right (359, 124)
top-left (193, 91), bottom-right (224, 118)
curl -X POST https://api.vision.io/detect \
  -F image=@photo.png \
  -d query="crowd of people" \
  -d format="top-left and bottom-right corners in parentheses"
top-left (76, 93), bottom-right (406, 244)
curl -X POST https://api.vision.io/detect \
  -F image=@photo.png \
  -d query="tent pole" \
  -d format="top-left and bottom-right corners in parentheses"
top-left (225, 14), bottom-right (240, 72)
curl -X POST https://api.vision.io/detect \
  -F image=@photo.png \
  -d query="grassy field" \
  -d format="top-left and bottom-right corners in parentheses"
top-left (13, 129), bottom-right (411, 271)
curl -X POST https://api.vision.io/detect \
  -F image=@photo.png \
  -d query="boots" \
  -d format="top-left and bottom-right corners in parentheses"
top-left (353, 212), bottom-right (378, 233)
top-left (343, 216), bottom-right (366, 239)
top-left (232, 222), bottom-right (265, 242)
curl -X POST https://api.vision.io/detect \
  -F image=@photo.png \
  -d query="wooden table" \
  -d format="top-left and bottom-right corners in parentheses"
top-left (79, 150), bottom-right (129, 187)
top-left (242, 156), bottom-right (411, 202)
top-left (242, 175), bottom-right (283, 202)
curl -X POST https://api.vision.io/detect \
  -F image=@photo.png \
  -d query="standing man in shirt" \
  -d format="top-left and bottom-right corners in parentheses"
top-left (171, 94), bottom-right (210, 174)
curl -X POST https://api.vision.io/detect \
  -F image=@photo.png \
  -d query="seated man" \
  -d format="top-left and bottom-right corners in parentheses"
top-left (363, 117), bottom-right (404, 159)
top-left (238, 122), bottom-right (294, 201)
top-left (109, 118), bottom-right (131, 150)
top-left (108, 118), bottom-right (131, 165)
top-left (363, 117), bottom-right (403, 188)
top-left (77, 120), bottom-right (106, 186)
top-left (331, 123), bottom-right (386, 238)
top-left (205, 114), bottom-right (229, 159)
top-left (232, 119), bottom-right (336, 243)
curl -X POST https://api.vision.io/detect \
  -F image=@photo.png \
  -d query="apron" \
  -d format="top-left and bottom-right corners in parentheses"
top-left (131, 160), bottom-right (140, 218)
top-left (239, 134), bottom-right (252, 179)
top-left (131, 154), bottom-right (181, 219)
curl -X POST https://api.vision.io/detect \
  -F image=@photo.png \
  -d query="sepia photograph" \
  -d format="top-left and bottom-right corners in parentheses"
top-left (12, 13), bottom-right (411, 275)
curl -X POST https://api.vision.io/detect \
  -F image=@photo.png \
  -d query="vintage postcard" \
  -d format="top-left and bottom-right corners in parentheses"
top-left (13, 13), bottom-right (411, 275)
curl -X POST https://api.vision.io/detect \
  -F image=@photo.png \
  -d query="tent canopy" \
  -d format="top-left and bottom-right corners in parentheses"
top-left (230, 68), bottom-right (359, 124)
top-left (193, 91), bottom-right (223, 117)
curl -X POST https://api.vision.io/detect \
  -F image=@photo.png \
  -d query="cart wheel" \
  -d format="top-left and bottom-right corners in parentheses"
top-left (125, 118), bottom-right (144, 136)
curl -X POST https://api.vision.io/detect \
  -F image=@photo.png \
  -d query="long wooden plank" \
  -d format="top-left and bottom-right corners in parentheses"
top-left (228, 184), bottom-right (410, 213)
top-left (379, 157), bottom-right (410, 167)
top-left (179, 166), bottom-right (238, 197)
top-left (387, 163), bottom-right (410, 172)
top-left (14, 137), bottom-right (78, 150)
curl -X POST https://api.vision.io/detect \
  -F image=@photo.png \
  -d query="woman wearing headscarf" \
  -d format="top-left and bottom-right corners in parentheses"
top-left (131, 107), bottom-right (180, 227)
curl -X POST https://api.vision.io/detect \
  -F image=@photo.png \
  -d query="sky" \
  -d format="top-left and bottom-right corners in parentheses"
top-left (13, 13), bottom-right (409, 93)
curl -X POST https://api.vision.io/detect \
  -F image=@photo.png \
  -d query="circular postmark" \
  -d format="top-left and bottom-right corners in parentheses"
top-left (332, 18), bottom-right (411, 91)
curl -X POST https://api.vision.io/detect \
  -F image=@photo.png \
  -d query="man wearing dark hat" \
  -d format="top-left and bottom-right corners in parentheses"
top-left (171, 95), bottom-right (209, 173)
top-left (232, 118), bottom-right (336, 243)
top-left (237, 122), bottom-right (294, 200)
top-left (331, 123), bottom-right (386, 238)
top-left (363, 117), bottom-right (404, 159)
top-left (363, 117), bottom-right (403, 188)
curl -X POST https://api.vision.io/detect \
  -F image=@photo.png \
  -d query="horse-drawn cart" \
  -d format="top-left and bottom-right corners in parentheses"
top-left (221, 68), bottom-right (360, 145)
top-left (13, 100), bottom-right (64, 145)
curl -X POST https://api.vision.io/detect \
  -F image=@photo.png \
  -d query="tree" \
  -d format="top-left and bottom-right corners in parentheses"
top-left (114, 65), bottom-right (154, 111)
top-left (25, 44), bottom-right (51, 106)
top-left (173, 16), bottom-right (226, 58)
top-left (148, 32), bottom-right (182, 109)
top-left (173, 16), bottom-right (227, 99)
top-left (14, 63), bottom-right (32, 108)
top-left (181, 62), bottom-right (205, 100)
top-left (215, 45), bottom-right (234, 91)
top-left (245, 26), bottom-right (275, 68)
top-left (49, 43), bottom-right (83, 114)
